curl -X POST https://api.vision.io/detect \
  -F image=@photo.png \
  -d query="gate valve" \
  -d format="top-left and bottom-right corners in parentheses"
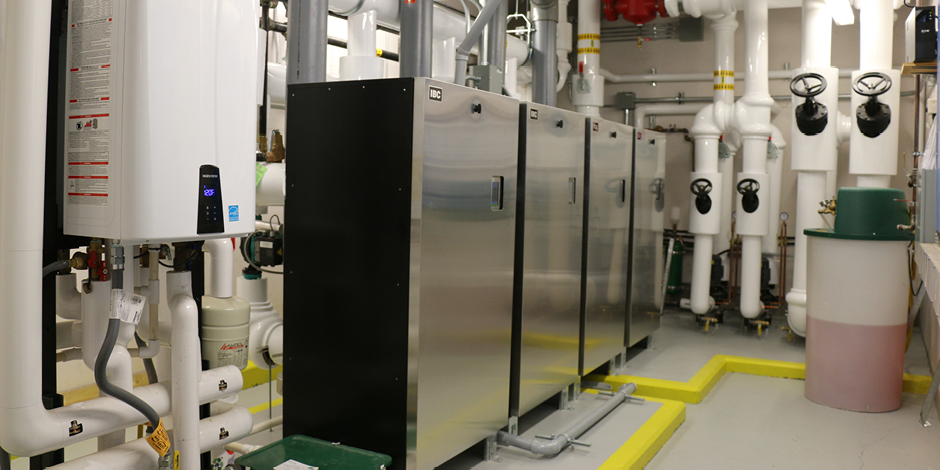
top-left (737, 179), bottom-right (760, 213)
top-left (650, 178), bottom-right (665, 212)
top-left (790, 73), bottom-right (828, 136)
top-left (691, 178), bottom-right (713, 215)
top-left (853, 72), bottom-right (892, 138)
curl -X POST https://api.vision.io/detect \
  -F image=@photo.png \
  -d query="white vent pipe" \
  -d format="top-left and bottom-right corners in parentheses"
top-left (573, 0), bottom-right (603, 116)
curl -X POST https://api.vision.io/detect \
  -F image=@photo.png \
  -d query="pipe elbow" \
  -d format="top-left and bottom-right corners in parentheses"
top-left (733, 99), bottom-right (773, 136)
top-left (666, 0), bottom-right (736, 19)
top-left (0, 405), bottom-right (65, 457)
top-left (690, 104), bottom-right (721, 137)
top-left (770, 124), bottom-right (787, 150)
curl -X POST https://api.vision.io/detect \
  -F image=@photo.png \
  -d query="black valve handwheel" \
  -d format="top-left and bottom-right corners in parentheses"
top-left (737, 179), bottom-right (760, 194)
top-left (790, 72), bottom-right (827, 98)
top-left (691, 178), bottom-right (712, 196)
top-left (852, 71), bottom-right (892, 97)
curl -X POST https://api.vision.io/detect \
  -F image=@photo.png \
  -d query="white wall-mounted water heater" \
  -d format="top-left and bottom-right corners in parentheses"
top-left (63, 0), bottom-right (258, 243)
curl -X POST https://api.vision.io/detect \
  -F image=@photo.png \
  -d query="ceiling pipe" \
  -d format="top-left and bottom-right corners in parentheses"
top-left (600, 68), bottom-right (857, 84)
top-left (531, 0), bottom-right (559, 105)
top-left (400, 0), bottom-right (434, 77)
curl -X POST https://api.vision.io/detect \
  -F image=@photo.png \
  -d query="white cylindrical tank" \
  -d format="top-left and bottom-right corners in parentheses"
top-left (804, 187), bottom-right (912, 412)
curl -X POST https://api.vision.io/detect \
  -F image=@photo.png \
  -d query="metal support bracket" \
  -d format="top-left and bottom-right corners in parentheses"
top-left (920, 358), bottom-right (940, 426)
top-left (484, 432), bottom-right (501, 461)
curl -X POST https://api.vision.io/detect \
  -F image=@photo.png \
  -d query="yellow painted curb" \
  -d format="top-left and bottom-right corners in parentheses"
top-left (598, 397), bottom-right (685, 470)
top-left (587, 354), bottom-right (930, 405)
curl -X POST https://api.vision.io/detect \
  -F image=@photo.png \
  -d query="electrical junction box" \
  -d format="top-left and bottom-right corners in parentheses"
top-left (63, 0), bottom-right (258, 243)
top-left (906, 6), bottom-right (937, 64)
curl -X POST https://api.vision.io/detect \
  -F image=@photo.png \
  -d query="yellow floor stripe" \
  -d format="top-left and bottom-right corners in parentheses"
top-left (588, 354), bottom-right (930, 404)
top-left (595, 354), bottom-right (933, 468)
top-left (248, 397), bottom-right (284, 414)
top-left (598, 397), bottom-right (685, 470)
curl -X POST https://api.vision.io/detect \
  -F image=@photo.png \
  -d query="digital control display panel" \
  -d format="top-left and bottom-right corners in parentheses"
top-left (197, 165), bottom-right (224, 234)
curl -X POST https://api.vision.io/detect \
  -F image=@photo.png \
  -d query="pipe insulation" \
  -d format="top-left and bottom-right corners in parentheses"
top-left (531, 0), bottom-right (559, 105)
top-left (168, 272), bottom-right (202, 470)
top-left (573, 0), bottom-right (603, 115)
top-left (497, 383), bottom-right (639, 455)
top-left (786, 0), bottom-right (838, 336)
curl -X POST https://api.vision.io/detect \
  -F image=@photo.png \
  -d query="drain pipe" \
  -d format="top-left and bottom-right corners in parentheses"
top-left (497, 383), bottom-right (639, 455)
top-left (785, 0), bottom-right (838, 337)
top-left (572, 0), bottom-right (601, 115)
top-left (531, 0), bottom-right (558, 105)
top-left (734, 0), bottom-right (773, 319)
top-left (168, 272), bottom-right (202, 470)
top-left (849, 0), bottom-right (901, 188)
top-left (687, 13), bottom-right (737, 315)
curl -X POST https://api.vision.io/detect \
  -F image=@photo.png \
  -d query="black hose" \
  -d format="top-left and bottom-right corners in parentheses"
top-left (134, 333), bottom-right (159, 385)
top-left (96, 319), bottom-right (161, 428)
top-left (0, 445), bottom-right (11, 470)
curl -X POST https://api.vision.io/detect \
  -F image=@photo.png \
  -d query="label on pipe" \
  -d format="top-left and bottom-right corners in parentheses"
top-left (110, 289), bottom-right (147, 325)
top-left (146, 420), bottom-right (171, 457)
top-left (714, 70), bottom-right (734, 91)
top-left (66, 0), bottom-right (114, 207)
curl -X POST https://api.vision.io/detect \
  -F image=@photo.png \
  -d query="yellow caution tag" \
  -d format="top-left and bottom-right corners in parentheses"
top-left (174, 451), bottom-right (180, 470)
top-left (145, 420), bottom-right (171, 457)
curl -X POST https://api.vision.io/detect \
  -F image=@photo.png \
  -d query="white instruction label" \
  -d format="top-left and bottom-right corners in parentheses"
top-left (217, 341), bottom-right (248, 368)
top-left (110, 289), bottom-right (147, 325)
top-left (274, 460), bottom-right (317, 470)
top-left (66, 0), bottom-right (113, 206)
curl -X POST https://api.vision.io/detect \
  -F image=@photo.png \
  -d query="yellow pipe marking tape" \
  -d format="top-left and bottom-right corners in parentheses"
top-left (578, 47), bottom-right (601, 55)
top-left (714, 70), bottom-right (734, 77)
top-left (598, 396), bottom-right (686, 470)
top-left (713, 84), bottom-right (734, 91)
top-left (578, 33), bottom-right (601, 40)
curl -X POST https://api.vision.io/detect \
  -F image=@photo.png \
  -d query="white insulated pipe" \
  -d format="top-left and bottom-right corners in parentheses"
top-left (573, 0), bottom-right (603, 116)
top-left (735, 0), bottom-right (773, 319)
top-left (600, 68), bottom-right (855, 84)
top-left (634, 103), bottom-right (707, 129)
top-left (48, 407), bottom-right (254, 470)
top-left (203, 238), bottom-right (234, 299)
top-left (857, 0), bottom-right (892, 71)
top-left (786, 0), bottom-right (838, 336)
top-left (56, 274), bottom-right (83, 320)
top-left (687, 14), bottom-right (736, 315)
top-left (168, 272), bottom-right (202, 470)
top-left (763, 125), bottom-right (787, 254)
top-left (339, 10), bottom-right (385, 80)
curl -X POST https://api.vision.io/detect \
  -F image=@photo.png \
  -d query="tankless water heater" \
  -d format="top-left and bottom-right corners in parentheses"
top-left (63, 0), bottom-right (257, 243)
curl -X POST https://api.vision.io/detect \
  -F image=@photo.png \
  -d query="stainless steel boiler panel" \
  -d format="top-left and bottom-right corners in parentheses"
top-left (581, 118), bottom-right (634, 375)
top-left (627, 130), bottom-right (665, 347)
top-left (512, 104), bottom-right (585, 417)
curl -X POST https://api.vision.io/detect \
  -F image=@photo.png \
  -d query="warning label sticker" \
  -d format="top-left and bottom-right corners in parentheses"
top-left (67, 0), bottom-right (113, 206)
top-left (217, 342), bottom-right (248, 368)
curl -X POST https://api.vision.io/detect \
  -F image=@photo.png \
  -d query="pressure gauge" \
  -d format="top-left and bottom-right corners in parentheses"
top-left (780, 212), bottom-right (789, 221)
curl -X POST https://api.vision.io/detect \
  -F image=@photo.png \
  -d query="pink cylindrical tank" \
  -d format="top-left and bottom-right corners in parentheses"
top-left (804, 187), bottom-right (913, 412)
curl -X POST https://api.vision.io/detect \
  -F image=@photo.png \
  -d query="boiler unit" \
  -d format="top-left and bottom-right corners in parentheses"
top-left (627, 130), bottom-right (666, 347)
top-left (283, 78), bottom-right (519, 470)
top-left (581, 118), bottom-right (635, 375)
top-left (62, 0), bottom-right (258, 242)
top-left (511, 104), bottom-right (586, 419)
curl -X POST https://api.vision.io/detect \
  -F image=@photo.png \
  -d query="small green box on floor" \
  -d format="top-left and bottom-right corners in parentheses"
top-left (234, 435), bottom-right (392, 470)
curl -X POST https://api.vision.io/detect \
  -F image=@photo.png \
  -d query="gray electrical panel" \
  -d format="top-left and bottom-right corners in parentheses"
top-left (628, 130), bottom-right (666, 347)
top-left (581, 118), bottom-right (634, 375)
top-left (511, 104), bottom-right (586, 418)
top-left (284, 78), bottom-right (518, 470)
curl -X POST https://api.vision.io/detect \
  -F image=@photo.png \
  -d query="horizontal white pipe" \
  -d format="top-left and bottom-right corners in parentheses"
top-left (257, 162), bottom-right (286, 207)
top-left (600, 68), bottom-right (854, 84)
top-left (48, 408), bottom-right (254, 470)
top-left (56, 347), bottom-right (84, 363)
top-left (0, 366), bottom-right (242, 457)
top-left (56, 320), bottom-right (77, 350)
top-left (267, 323), bottom-right (284, 365)
top-left (635, 103), bottom-right (707, 129)
top-left (225, 442), bottom-right (263, 455)
top-left (203, 238), bottom-right (234, 299)
top-left (251, 415), bottom-right (284, 435)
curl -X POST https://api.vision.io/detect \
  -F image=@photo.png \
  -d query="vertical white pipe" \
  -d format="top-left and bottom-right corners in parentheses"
top-left (690, 235), bottom-right (715, 313)
top-left (801, 0), bottom-right (831, 67)
top-left (431, 37), bottom-right (457, 83)
top-left (204, 238), bottom-right (234, 299)
top-left (573, 0), bottom-right (602, 116)
top-left (739, 235), bottom-right (763, 315)
top-left (786, 170), bottom-right (827, 336)
top-left (743, 0), bottom-right (769, 98)
top-left (340, 10), bottom-right (384, 80)
top-left (857, 0), bottom-right (893, 71)
top-left (168, 272), bottom-right (201, 470)
top-left (857, 174), bottom-right (891, 188)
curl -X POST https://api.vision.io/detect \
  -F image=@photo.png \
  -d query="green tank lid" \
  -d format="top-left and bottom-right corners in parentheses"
top-left (805, 187), bottom-right (913, 241)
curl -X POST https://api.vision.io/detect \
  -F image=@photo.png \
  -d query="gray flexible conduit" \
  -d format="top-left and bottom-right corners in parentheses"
top-left (94, 244), bottom-right (161, 429)
top-left (42, 259), bottom-right (70, 277)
